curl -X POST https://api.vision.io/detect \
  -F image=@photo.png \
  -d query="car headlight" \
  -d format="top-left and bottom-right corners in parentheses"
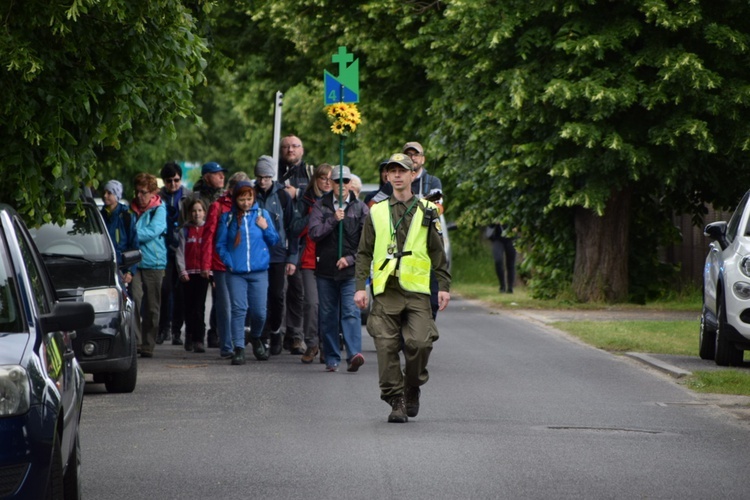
top-left (733, 282), bottom-right (750, 300)
top-left (0, 365), bottom-right (30, 416)
top-left (83, 288), bottom-right (120, 313)
top-left (740, 257), bottom-right (750, 279)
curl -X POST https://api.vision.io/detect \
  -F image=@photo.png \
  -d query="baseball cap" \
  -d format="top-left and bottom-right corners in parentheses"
top-left (385, 153), bottom-right (414, 171)
top-left (201, 161), bottom-right (227, 175)
top-left (402, 141), bottom-right (424, 155)
top-left (331, 165), bottom-right (352, 182)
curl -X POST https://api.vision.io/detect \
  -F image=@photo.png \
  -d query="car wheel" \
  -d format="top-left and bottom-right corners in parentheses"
top-left (698, 306), bottom-right (716, 360)
top-left (45, 433), bottom-right (64, 500)
top-left (104, 337), bottom-right (137, 393)
top-left (715, 300), bottom-right (744, 366)
top-left (62, 432), bottom-right (81, 500)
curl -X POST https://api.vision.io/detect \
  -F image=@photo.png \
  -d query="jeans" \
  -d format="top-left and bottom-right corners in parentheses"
top-left (317, 276), bottom-right (361, 366)
top-left (213, 271), bottom-right (233, 354)
top-left (227, 271), bottom-right (268, 350)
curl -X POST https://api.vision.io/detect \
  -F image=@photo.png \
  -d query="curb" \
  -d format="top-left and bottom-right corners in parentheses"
top-left (625, 352), bottom-right (692, 379)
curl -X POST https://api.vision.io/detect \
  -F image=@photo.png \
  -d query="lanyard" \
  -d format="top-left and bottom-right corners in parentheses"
top-left (389, 198), bottom-right (419, 243)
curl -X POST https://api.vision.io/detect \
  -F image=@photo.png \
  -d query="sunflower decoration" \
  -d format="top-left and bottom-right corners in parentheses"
top-left (325, 102), bottom-right (361, 136)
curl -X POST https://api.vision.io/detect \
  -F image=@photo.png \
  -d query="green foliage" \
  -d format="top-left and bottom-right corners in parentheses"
top-left (421, 0), bottom-right (750, 299)
top-left (0, 0), bottom-right (210, 225)
top-left (686, 370), bottom-right (750, 395)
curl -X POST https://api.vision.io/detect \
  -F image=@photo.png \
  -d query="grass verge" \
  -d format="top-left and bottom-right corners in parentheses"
top-left (686, 371), bottom-right (750, 396)
top-left (552, 321), bottom-right (697, 355)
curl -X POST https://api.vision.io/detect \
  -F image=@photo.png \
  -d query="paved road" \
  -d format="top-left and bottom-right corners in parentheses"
top-left (81, 297), bottom-right (750, 499)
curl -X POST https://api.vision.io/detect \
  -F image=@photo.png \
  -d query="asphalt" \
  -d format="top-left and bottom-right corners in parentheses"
top-left (500, 306), bottom-right (750, 379)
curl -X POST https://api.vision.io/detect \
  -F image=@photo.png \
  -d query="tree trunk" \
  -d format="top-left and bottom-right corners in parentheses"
top-left (572, 189), bottom-right (631, 303)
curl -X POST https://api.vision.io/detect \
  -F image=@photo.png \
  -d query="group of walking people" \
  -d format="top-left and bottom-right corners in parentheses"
top-left (99, 136), bottom-right (453, 422)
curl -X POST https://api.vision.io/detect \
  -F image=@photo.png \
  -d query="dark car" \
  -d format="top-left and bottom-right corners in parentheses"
top-left (0, 203), bottom-right (94, 499)
top-left (29, 200), bottom-right (140, 393)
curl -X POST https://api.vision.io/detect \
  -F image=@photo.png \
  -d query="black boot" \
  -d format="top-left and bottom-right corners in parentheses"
top-left (231, 347), bottom-right (245, 365)
top-left (249, 337), bottom-right (269, 361)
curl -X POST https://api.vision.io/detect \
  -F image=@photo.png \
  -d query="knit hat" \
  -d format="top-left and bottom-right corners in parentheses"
top-left (254, 155), bottom-right (276, 178)
top-left (233, 180), bottom-right (254, 197)
top-left (103, 180), bottom-right (123, 201)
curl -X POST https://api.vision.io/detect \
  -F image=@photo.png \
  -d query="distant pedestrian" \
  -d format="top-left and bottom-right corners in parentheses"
top-left (485, 223), bottom-right (516, 293)
top-left (215, 181), bottom-right (279, 365)
top-left (176, 197), bottom-right (210, 352)
top-left (354, 153), bottom-right (451, 423)
top-left (100, 179), bottom-right (139, 290)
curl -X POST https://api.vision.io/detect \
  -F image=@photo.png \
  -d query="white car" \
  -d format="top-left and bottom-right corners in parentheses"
top-left (701, 190), bottom-right (750, 366)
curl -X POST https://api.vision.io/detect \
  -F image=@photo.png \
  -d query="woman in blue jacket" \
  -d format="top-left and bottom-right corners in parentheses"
top-left (215, 181), bottom-right (279, 365)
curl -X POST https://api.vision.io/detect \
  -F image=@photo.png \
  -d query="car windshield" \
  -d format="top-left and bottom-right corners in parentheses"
top-left (31, 204), bottom-right (110, 260)
top-left (0, 235), bottom-right (22, 333)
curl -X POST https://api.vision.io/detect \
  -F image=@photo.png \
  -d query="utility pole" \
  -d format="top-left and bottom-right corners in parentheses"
top-left (272, 90), bottom-right (283, 180)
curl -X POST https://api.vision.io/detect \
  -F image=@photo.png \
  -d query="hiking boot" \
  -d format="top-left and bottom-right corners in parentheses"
top-left (269, 332), bottom-right (283, 355)
top-left (193, 342), bottom-right (206, 353)
top-left (290, 338), bottom-right (305, 355)
top-left (155, 328), bottom-right (168, 345)
top-left (171, 335), bottom-right (183, 346)
top-left (250, 337), bottom-right (269, 361)
top-left (301, 345), bottom-right (319, 364)
top-left (231, 347), bottom-right (245, 365)
top-left (387, 395), bottom-right (408, 423)
top-left (346, 353), bottom-right (364, 372)
top-left (404, 386), bottom-right (421, 418)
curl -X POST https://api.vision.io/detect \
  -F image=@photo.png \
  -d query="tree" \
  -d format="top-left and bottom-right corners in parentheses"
top-left (420, 0), bottom-right (750, 301)
top-left (0, 0), bottom-right (209, 225)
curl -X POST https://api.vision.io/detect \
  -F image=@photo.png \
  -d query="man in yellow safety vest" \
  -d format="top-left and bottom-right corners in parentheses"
top-left (354, 152), bottom-right (451, 423)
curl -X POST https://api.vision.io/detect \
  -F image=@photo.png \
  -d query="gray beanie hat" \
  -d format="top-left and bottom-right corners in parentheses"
top-left (103, 180), bottom-right (123, 201)
top-left (254, 155), bottom-right (276, 178)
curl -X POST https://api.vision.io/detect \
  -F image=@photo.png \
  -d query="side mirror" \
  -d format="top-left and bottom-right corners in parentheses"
top-left (704, 221), bottom-right (728, 250)
top-left (40, 301), bottom-right (94, 334)
top-left (120, 249), bottom-right (142, 269)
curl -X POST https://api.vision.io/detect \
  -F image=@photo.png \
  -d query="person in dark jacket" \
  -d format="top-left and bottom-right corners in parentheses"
top-left (100, 179), bottom-right (140, 288)
top-left (308, 165), bottom-right (369, 373)
top-left (253, 155), bottom-right (300, 354)
top-left (157, 161), bottom-right (192, 346)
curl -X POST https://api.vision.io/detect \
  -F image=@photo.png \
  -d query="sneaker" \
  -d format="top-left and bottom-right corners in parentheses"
top-left (250, 337), bottom-right (269, 361)
top-left (301, 345), bottom-right (319, 364)
top-left (404, 386), bottom-right (421, 417)
top-left (231, 347), bottom-right (246, 365)
top-left (346, 353), bottom-right (365, 372)
top-left (193, 342), bottom-right (206, 353)
top-left (219, 350), bottom-right (234, 359)
top-left (269, 332), bottom-right (283, 355)
top-left (388, 395), bottom-right (408, 423)
top-left (325, 364), bottom-right (339, 372)
top-left (290, 338), bottom-right (305, 355)
top-left (171, 336), bottom-right (183, 346)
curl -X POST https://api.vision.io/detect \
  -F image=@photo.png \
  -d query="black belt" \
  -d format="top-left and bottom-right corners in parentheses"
top-left (378, 251), bottom-right (412, 271)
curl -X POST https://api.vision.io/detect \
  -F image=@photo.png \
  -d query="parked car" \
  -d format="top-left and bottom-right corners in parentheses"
top-left (29, 200), bottom-right (141, 392)
top-left (0, 203), bottom-right (94, 499)
top-left (701, 189), bottom-right (750, 366)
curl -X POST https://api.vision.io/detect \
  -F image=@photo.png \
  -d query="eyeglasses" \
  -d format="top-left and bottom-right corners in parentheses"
top-left (317, 177), bottom-right (331, 183)
top-left (136, 189), bottom-right (151, 196)
top-left (282, 144), bottom-right (302, 150)
top-left (164, 177), bottom-right (181, 184)
top-left (332, 178), bottom-right (351, 184)
top-left (257, 176), bottom-right (273, 181)
top-left (405, 152), bottom-right (423, 158)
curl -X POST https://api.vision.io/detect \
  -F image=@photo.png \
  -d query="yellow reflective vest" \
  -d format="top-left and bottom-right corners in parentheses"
top-left (371, 199), bottom-right (434, 295)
